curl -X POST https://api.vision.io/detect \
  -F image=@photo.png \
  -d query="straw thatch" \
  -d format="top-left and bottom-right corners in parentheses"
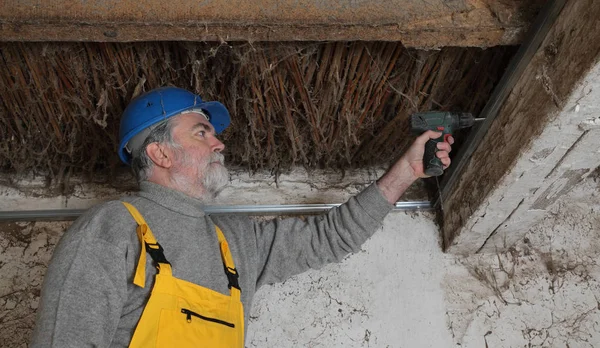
top-left (0, 42), bottom-right (514, 185)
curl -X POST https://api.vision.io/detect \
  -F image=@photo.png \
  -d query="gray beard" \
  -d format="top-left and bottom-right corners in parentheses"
top-left (201, 152), bottom-right (229, 200)
top-left (171, 151), bottom-right (229, 202)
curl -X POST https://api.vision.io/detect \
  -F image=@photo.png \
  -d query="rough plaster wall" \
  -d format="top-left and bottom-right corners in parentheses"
top-left (247, 173), bottom-right (600, 347)
top-left (446, 173), bottom-right (600, 347)
top-left (0, 168), bottom-right (427, 212)
top-left (1, 173), bottom-right (599, 347)
top-left (447, 51), bottom-right (600, 254)
top-left (0, 221), bottom-right (67, 347)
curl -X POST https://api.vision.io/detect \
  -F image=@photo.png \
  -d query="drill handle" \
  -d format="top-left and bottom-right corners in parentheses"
top-left (423, 137), bottom-right (444, 177)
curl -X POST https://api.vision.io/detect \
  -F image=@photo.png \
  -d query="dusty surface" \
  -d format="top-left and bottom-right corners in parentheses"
top-left (0, 168), bottom-right (428, 214)
top-left (0, 0), bottom-right (543, 46)
top-left (447, 174), bottom-right (600, 347)
top-left (1, 42), bottom-right (510, 189)
top-left (2, 0), bottom-right (537, 23)
top-left (442, 0), bottom-right (600, 251)
top-left (1, 171), bottom-right (599, 347)
top-left (0, 221), bottom-right (67, 348)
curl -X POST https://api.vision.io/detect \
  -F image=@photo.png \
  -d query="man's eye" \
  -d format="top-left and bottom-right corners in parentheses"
top-left (198, 130), bottom-right (206, 137)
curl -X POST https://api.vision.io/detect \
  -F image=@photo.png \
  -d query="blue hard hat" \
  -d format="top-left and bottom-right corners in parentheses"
top-left (118, 87), bottom-right (230, 165)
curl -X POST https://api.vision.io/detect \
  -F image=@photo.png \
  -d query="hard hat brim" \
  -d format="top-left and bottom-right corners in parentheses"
top-left (198, 101), bottom-right (231, 135)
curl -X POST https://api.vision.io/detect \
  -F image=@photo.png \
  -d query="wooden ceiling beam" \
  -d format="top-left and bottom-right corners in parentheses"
top-left (0, 0), bottom-right (542, 48)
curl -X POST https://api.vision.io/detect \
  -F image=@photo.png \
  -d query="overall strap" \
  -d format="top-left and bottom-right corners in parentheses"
top-left (215, 226), bottom-right (241, 300)
top-left (122, 202), bottom-right (172, 287)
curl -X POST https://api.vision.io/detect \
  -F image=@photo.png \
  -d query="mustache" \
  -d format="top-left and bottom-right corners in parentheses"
top-left (209, 152), bottom-right (225, 165)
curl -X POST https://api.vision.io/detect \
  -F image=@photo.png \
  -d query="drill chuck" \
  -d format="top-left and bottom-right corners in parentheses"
top-left (457, 113), bottom-right (477, 128)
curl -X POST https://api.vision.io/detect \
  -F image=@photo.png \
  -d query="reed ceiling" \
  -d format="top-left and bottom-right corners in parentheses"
top-left (0, 41), bottom-right (516, 186)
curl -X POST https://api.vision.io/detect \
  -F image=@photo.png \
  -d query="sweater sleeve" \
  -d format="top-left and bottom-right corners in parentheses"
top-left (253, 183), bottom-right (393, 287)
top-left (30, 210), bottom-right (128, 348)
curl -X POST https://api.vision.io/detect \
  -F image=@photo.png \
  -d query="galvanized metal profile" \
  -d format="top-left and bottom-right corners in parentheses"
top-left (0, 201), bottom-right (432, 222)
top-left (436, 0), bottom-right (567, 207)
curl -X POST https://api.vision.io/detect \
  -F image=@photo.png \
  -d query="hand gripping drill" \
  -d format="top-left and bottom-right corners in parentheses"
top-left (410, 111), bottom-right (484, 176)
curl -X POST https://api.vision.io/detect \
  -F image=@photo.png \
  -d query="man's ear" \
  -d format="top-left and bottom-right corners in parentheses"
top-left (146, 142), bottom-right (173, 169)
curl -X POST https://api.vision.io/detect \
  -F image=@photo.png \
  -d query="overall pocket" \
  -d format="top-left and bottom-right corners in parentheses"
top-left (156, 307), bottom-right (237, 347)
top-left (181, 308), bottom-right (235, 328)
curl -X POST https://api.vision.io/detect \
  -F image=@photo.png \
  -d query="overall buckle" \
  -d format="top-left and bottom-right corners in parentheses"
top-left (224, 266), bottom-right (241, 291)
top-left (145, 242), bottom-right (171, 265)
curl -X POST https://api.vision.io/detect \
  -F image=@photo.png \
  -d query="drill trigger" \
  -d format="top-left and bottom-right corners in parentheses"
top-left (443, 133), bottom-right (452, 143)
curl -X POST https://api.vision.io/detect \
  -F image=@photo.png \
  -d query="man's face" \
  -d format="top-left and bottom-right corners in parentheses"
top-left (168, 112), bottom-right (229, 199)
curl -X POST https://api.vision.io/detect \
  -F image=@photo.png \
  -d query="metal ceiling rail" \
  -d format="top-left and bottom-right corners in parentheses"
top-left (0, 201), bottom-right (432, 222)
top-left (436, 0), bottom-right (567, 207)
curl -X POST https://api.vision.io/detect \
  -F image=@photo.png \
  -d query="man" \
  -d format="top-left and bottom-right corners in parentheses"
top-left (31, 86), bottom-right (453, 347)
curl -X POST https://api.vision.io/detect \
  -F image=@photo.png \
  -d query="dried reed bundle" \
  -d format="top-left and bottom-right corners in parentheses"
top-left (0, 42), bottom-right (514, 185)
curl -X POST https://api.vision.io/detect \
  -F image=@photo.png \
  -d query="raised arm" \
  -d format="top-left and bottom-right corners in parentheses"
top-left (253, 183), bottom-right (393, 287)
top-left (252, 131), bottom-right (453, 287)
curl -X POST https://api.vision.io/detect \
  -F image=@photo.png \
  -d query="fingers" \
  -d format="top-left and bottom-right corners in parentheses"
top-left (436, 142), bottom-right (451, 168)
top-left (414, 132), bottom-right (453, 170)
top-left (442, 158), bottom-right (451, 168)
top-left (416, 132), bottom-right (454, 146)
top-left (415, 130), bottom-right (442, 145)
top-left (437, 141), bottom-right (452, 153)
top-left (436, 151), bottom-right (450, 160)
top-left (436, 150), bottom-right (451, 167)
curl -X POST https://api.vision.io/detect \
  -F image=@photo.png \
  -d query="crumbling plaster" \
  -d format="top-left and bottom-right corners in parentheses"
top-left (447, 59), bottom-right (600, 255)
top-left (1, 167), bottom-right (599, 347)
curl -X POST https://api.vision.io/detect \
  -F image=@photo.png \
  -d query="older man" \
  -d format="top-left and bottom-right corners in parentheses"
top-left (31, 87), bottom-right (453, 347)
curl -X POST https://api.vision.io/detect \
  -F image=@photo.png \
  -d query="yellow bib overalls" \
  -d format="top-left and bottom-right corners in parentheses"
top-left (122, 202), bottom-right (244, 347)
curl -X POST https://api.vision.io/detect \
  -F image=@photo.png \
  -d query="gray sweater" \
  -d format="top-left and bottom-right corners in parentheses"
top-left (31, 181), bottom-right (393, 347)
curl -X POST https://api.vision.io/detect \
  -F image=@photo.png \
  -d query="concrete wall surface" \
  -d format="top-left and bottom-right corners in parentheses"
top-left (1, 171), bottom-right (599, 347)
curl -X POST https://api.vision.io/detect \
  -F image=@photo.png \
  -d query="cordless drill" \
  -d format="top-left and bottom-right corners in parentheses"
top-left (410, 111), bottom-right (482, 176)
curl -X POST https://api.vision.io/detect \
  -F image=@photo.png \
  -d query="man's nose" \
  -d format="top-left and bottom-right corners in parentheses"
top-left (212, 138), bottom-right (225, 153)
